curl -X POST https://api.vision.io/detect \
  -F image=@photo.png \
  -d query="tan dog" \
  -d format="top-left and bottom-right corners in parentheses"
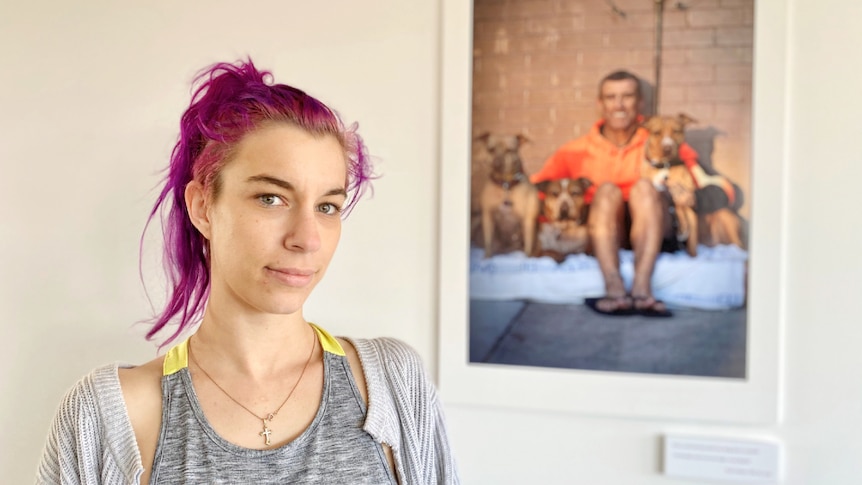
top-left (641, 114), bottom-right (700, 256)
top-left (641, 114), bottom-right (744, 256)
top-left (535, 177), bottom-right (592, 263)
top-left (476, 133), bottom-right (540, 258)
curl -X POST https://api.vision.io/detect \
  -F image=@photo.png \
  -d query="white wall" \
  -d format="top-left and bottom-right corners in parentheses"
top-left (2, 0), bottom-right (861, 483)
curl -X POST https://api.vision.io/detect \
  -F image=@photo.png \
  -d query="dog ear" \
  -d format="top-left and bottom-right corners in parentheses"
top-left (515, 133), bottom-right (531, 147)
top-left (474, 132), bottom-right (491, 146)
top-left (575, 177), bottom-right (593, 191)
top-left (676, 113), bottom-right (697, 126)
top-left (534, 180), bottom-right (550, 194)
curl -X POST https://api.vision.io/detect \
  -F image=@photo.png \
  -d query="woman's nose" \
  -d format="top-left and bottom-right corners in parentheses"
top-left (285, 209), bottom-right (321, 252)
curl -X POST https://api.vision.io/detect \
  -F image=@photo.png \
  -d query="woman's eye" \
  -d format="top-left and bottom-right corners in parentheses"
top-left (318, 202), bottom-right (341, 215)
top-left (258, 194), bottom-right (285, 206)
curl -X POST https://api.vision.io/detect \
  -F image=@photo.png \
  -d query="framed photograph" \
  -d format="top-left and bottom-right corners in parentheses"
top-left (438, 0), bottom-right (784, 423)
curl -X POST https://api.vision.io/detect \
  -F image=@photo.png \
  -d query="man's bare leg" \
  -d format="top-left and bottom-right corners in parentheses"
top-left (628, 179), bottom-right (668, 313)
top-left (588, 183), bottom-right (631, 313)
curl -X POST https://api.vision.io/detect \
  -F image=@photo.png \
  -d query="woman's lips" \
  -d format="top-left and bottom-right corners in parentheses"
top-left (266, 267), bottom-right (315, 287)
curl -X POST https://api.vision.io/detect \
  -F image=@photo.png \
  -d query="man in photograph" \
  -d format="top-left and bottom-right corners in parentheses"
top-left (530, 70), bottom-right (737, 317)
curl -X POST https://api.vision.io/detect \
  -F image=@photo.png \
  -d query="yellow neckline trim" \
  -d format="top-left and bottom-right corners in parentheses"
top-left (162, 338), bottom-right (188, 376)
top-left (310, 323), bottom-right (346, 356)
top-left (162, 323), bottom-right (344, 376)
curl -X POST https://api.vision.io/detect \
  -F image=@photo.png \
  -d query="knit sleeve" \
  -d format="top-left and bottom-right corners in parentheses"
top-left (430, 390), bottom-right (460, 484)
top-left (351, 337), bottom-right (460, 485)
top-left (35, 373), bottom-right (103, 485)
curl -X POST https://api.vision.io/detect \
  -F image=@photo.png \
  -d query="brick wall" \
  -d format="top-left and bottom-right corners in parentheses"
top-left (471, 0), bottom-right (754, 217)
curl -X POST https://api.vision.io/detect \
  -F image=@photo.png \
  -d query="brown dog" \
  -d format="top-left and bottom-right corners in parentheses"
top-left (535, 177), bottom-right (592, 263)
top-left (476, 132), bottom-right (540, 258)
top-left (641, 114), bottom-right (700, 256)
top-left (641, 114), bottom-right (744, 256)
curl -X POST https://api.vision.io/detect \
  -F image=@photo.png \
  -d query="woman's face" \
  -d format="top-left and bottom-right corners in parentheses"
top-left (189, 123), bottom-right (347, 318)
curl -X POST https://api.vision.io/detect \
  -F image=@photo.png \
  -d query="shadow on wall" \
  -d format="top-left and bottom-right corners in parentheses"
top-left (685, 126), bottom-right (724, 174)
top-left (639, 80), bottom-right (656, 119)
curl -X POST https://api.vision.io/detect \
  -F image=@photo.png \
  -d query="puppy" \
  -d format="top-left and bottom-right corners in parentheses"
top-left (535, 177), bottom-right (592, 263)
top-left (641, 114), bottom-right (744, 255)
top-left (476, 132), bottom-right (540, 258)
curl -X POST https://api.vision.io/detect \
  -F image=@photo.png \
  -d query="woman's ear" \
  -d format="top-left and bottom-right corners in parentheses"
top-left (185, 181), bottom-right (212, 240)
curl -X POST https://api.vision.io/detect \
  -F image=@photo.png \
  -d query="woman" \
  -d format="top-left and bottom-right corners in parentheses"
top-left (36, 60), bottom-right (458, 484)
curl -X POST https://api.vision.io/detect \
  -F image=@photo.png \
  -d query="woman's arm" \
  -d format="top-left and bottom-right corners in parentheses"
top-left (117, 358), bottom-right (163, 485)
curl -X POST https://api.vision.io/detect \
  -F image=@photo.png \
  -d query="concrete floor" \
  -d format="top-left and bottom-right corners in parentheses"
top-left (470, 300), bottom-right (747, 378)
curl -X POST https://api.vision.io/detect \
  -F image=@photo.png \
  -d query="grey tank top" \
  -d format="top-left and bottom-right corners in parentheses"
top-left (148, 325), bottom-right (396, 484)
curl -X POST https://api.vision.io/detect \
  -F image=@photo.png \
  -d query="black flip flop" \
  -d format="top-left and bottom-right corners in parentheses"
top-left (632, 296), bottom-right (673, 318)
top-left (584, 297), bottom-right (638, 316)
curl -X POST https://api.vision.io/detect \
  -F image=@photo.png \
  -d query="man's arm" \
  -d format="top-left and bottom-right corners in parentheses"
top-left (529, 145), bottom-right (577, 184)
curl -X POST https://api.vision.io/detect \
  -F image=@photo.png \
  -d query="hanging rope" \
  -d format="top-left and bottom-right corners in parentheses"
top-left (654, 0), bottom-right (665, 115)
top-left (604, 0), bottom-right (698, 114)
top-left (605, 0), bottom-right (627, 18)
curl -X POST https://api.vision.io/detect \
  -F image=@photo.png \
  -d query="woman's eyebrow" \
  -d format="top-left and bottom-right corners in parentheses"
top-left (326, 187), bottom-right (348, 198)
top-left (246, 174), bottom-right (347, 198)
top-left (247, 174), bottom-right (295, 191)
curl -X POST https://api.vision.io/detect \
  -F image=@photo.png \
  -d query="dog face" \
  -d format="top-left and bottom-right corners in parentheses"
top-left (475, 132), bottom-right (530, 186)
top-left (536, 177), bottom-right (592, 224)
top-left (475, 132), bottom-right (541, 257)
top-left (643, 113), bottom-right (695, 165)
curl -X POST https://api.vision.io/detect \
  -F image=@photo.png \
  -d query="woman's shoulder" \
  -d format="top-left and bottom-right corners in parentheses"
top-left (65, 360), bottom-right (160, 432)
top-left (117, 357), bottom-right (163, 413)
top-left (55, 363), bottom-right (128, 420)
top-left (117, 355), bottom-right (164, 477)
top-left (345, 336), bottom-right (429, 378)
top-left (58, 363), bottom-right (138, 419)
top-left (50, 358), bottom-right (161, 448)
top-left (37, 363), bottom-right (142, 483)
top-left (117, 356), bottom-right (163, 400)
top-left (342, 336), bottom-right (437, 411)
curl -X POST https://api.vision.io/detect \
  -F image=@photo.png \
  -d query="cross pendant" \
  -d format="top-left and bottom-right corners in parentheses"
top-left (260, 418), bottom-right (272, 446)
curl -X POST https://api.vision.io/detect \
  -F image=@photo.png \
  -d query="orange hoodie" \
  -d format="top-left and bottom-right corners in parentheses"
top-left (530, 120), bottom-right (702, 203)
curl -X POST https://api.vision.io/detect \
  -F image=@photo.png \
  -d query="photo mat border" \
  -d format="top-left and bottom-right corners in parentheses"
top-left (438, 0), bottom-right (785, 424)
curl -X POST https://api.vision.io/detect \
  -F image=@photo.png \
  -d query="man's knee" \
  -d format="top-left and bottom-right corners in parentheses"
top-left (629, 179), bottom-right (665, 215)
top-left (589, 183), bottom-right (624, 236)
top-left (629, 178), bottom-right (659, 204)
top-left (592, 182), bottom-right (623, 207)
top-left (628, 181), bottom-right (669, 241)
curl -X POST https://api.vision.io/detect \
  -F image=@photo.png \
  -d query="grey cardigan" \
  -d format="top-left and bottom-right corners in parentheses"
top-left (36, 337), bottom-right (459, 484)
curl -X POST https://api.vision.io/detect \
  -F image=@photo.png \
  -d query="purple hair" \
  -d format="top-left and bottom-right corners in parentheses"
top-left (143, 58), bottom-right (375, 346)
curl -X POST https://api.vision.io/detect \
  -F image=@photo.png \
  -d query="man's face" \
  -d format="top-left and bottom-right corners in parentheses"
top-left (597, 79), bottom-right (641, 132)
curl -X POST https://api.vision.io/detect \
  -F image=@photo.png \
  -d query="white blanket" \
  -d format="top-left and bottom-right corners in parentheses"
top-left (469, 245), bottom-right (748, 310)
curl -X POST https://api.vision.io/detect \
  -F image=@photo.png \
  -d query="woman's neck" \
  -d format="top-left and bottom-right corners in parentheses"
top-left (191, 305), bottom-right (314, 378)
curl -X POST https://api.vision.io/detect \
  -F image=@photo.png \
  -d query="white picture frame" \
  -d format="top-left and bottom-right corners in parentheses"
top-left (438, 0), bottom-right (785, 424)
